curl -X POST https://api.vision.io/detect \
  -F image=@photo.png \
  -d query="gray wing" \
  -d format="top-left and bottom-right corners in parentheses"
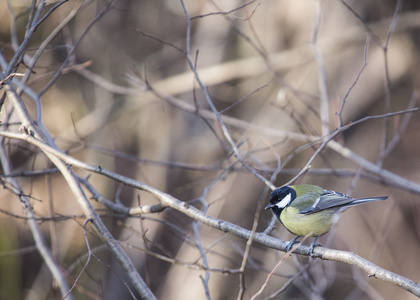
top-left (298, 190), bottom-right (355, 215)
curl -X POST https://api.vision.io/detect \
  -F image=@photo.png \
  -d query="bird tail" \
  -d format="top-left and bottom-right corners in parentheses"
top-left (349, 196), bottom-right (388, 206)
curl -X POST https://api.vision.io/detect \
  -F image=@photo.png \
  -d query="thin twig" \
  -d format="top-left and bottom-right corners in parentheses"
top-left (340, 0), bottom-right (381, 45)
top-left (377, 0), bottom-right (403, 167)
top-left (193, 223), bottom-right (211, 300)
top-left (337, 37), bottom-right (370, 127)
top-left (0, 138), bottom-right (72, 299)
top-left (312, 0), bottom-right (330, 136)
top-left (179, 0), bottom-right (275, 190)
top-left (40, 0), bottom-right (117, 96)
top-left (382, 91), bottom-right (418, 158)
top-left (2, 131), bottom-right (419, 297)
top-left (237, 146), bottom-right (282, 299)
top-left (63, 219), bottom-right (93, 299)
top-left (219, 84), bottom-right (268, 114)
top-left (1, 81), bottom-right (156, 300)
top-left (191, 1), bottom-right (257, 20)
top-left (250, 233), bottom-right (313, 300)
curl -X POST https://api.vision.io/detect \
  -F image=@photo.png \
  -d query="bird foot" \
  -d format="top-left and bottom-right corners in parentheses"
top-left (308, 241), bottom-right (321, 258)
top-left (286, 236), bottom-right (300, 252)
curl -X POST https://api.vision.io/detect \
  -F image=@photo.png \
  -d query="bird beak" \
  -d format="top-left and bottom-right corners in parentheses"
top-left (265, 203), bottom-right (274, 210)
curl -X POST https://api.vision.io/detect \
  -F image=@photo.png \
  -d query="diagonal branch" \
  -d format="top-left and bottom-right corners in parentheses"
top-left (2, 83), bottom-right (156, 299)
top-left (179, 0), bottom-right (275, 190)
top-left (1, 131), bottom-right (419, 298)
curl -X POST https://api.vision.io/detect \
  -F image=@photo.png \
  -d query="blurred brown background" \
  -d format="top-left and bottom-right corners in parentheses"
top-left (1, 0), bottom-right (420, 299)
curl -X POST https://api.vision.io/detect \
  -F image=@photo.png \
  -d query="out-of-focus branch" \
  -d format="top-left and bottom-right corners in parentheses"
top-left (1, 1), bottom-right (157, 296)
top-left (238, 151), bottom-right (282, 300)
top-left (0, 139), bottom-right (72, 299)
top-left (72, 67), bottom-right (420, 194)
top-left (40, 0), bottom-right (116, 95)
top-left (66, 10), bottom-right (420, 144)
top-left (382, 92), bottom-right (418, 158)
top-left (156, 90), bottom-right (420, 193)
top-left (1, 131), bottom-right (419, 297)
top-left (180, 0), bottom-right (276, 191)
top-left (312, 0), bottom-right (330, 137)
top-left (1, 82), bottom-right (156, 299)
top-left (20, 1), bottom-right (83, 84)
top-left (337, 37), bottom-right (370, 127)
top-left (377, 0), bottom-right (404, 167)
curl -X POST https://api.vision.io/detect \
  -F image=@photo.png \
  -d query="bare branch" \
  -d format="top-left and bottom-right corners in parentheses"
top-left (1, 131), bottom-right (418, 297)
top-left (312, 0), bottom-right (330, 136)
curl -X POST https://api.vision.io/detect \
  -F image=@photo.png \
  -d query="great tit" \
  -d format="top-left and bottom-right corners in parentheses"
top-left (265, 184), bottom-right (388, 255)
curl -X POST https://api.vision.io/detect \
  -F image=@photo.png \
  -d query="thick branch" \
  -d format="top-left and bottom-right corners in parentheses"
top-left (2, 131), bottom-right (419, 298)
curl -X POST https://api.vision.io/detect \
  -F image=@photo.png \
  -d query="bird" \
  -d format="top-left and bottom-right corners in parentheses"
top-left (265, 184), bottom-right (388, 255)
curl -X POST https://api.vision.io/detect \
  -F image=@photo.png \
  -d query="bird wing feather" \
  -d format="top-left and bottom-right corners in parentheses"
top-left (298, 190), bottom-right (355, 215)
top-left (298, 190), bottom-right (387, 215)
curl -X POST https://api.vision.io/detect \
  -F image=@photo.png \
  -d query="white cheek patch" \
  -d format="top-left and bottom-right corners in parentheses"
top-left (276, 193), bottom-right (291, 208)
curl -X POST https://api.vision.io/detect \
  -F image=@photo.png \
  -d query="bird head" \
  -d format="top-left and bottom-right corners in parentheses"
top-left (265, 186), bottom-right (296, 215)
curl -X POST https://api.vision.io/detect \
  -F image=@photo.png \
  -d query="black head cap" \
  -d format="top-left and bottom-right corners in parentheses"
top-left (265, 186), bottom-right (296, 216)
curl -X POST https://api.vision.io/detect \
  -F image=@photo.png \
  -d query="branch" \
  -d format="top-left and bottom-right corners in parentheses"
top-left (377, 0), bottom-right (404, 167)
top-left (179, 0), bottom-right (275, 190)
top-left (2, 131), bottom-right (419, 298)
top-left (155, 90), bottom-right (420, 193)
top-left (1, 85), bottom-right (156, 299)
top-left (0, 139), bottom-right (72, 299)
top-left (312, 0), bottom-right (330, 136)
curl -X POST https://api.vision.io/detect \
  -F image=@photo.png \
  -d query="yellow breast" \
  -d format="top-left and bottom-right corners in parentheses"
top-left (280, 206), bottom-right (338, 237)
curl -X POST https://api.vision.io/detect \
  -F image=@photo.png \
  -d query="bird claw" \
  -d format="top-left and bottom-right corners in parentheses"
top-left (285, 237), bottom-right (322, 257)
top-left (308, 238), bottom-right (321, 257)
top-left (286, 236), bottom-right (300, 252)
